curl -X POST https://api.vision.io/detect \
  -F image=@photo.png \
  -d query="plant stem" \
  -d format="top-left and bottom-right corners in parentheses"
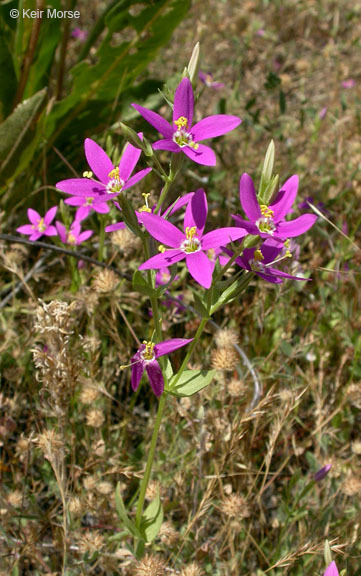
top-left (171, 317), bottom-right (209, 389)
top-left (135, 393), bottom-right (166, 528)
top-left (98, 216), bottom-right (106, 262)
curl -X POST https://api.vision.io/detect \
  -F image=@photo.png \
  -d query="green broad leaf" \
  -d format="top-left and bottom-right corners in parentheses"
top-left (132, 270), bottom-right (157, 298)
top-left (116, 194), bottom-right (143, 238)
top-left (192, 292), bottom-right (209, 319)
top-left (115, 482), bottom-right (136, 535)
top-left (169, 369), bottom-right (216, 397)
top-left (141, 492), bottom-right (163, 543)
top-left (0, 29), bottom-right (17, 119)
top-left (0, 88), bottom-right (47, 186)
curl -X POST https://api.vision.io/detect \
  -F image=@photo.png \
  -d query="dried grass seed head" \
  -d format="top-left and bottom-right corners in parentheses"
top-left (214, 328), bottom-right (239, 349)
top-left (211, 347), bottom-right (238, 371)
top-left (86, 408), bottom-right (105, 428)
top-left (92, 268), bottom-right (119, 293)
top-left (133, 554), bottom-right (166, 576)
top-left (180, 563), bottom-right (204, 576)
top-left (36, 429), bottom-right (64, 462)
top-left (221, 494), bottom-right (251, 519)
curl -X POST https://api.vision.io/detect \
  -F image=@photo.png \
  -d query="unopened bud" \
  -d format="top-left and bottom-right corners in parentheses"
top-left (262, 174), bottom-right (279, 205)
top-left (187, 42), bottom-right (200, 87)
top-left (324, 540), bottom-right (333, 567)
top-left (119, 123), bottom-right (143, 150)
top-left (262, 140), bottom-right (275, 183)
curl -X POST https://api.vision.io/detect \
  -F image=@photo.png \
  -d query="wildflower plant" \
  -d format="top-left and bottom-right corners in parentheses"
top-left (16, 44), bottom-right (321, 564)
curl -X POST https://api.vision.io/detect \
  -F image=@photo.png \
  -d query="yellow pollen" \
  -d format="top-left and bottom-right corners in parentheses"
top-left (254, 249), bottom-right (264, 262)
top-left (108, 167), bottom-right (120, 181)
top-left (83, 170), bottom-right (93, 178)
top-left (38, 218), bottom-right (46, 232)
top-left (174, 116), bottom-right (188, 129)
top-left (139, 192), bottom-right (151, 212)
top-left (142, 340), bottom-right (155, 360)
top-left (260, 204), bottom-right (274, 218)
top-left (186, 226), bottom-right (197, 241)
top-left (68, 233), bottom-right (76, 245)
top-left (158, 245), bottom-right (166, 253)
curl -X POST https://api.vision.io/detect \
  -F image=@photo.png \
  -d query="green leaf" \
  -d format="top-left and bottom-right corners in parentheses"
top-left (141, 492), bottom-right (163, 543)
top-left (115, 482), bottom-right (136, 535)
top-left (0, 29), bottom-right (17, 119)
top-left (132, 270), bottom-right (157, 298)
top-left (0, 88), bottom-right (47, 186)
top-left (169, 369), bottom-right (216, 397)
top-left (192, 292), bottom-right (209, 319)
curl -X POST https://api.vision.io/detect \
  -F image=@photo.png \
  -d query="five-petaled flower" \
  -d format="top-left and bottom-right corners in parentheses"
top-left (227, 239), bottom-right (309, 284)
top-left (56, 137), bottom-right (151, 202)
top-left (56, 220), bottom-right (93, 245)
top-left (139, 189), bottom-right (247, 288)
top-left (232, 173), bottom-right (317, 241)
top-left (128, 338), bottom-right (193, 397)
top-left (17, 207), bottom-right (58, 241)
top-left (324, 561), bottom-right (339, 576)
top-left (132, 77), bottom-right (241, 166)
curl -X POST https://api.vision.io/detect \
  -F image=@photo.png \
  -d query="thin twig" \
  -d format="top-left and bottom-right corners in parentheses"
top-left (0, 255), bottom-right (47, 309)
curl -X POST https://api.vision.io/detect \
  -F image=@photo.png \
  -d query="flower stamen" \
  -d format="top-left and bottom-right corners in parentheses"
top-left (141, 340), bottom-right (155, 361)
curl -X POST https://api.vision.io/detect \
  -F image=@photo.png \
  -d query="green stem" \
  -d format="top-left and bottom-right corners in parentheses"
top-left (155, 177), bottom-right (173, 214)
top-left (98, 215), bottom-right (106, 262)
top-left (135, 393), bottom-right (166, 528)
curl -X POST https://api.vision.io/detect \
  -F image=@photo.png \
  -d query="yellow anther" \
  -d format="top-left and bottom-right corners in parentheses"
top-left (108, 167), bottom-right (120, 181)
top-left (83, 170), bottom-right (93, 178)
top-left (139, 192), bottom-right (151, 212)
top-left (186, 226), bottom-right (197, 241)
top-left (158, 245), bottom-right (166, 253)
top-left (142, 193), bottom-right (150, 201)
top-left (260, 204), bottom-right (274, 218)
top-left (254, 249), bottom-right (264, 262)
top-left (189, 142), bottom-right (199, 150)
top-left (85, 197), bottom-right (93, 205)
top-left (174, 116), bottom-right (188, 129)
top-left (67, 233), bottom-right (76, 245)
top-left (38, 218), bottom-right (46, 232)
top-left (139, 205), bottom-right (151, 213)
top-left (285, 250), bottom-right (292, 258)
top-left (142, 341), bottom-right (155, 360)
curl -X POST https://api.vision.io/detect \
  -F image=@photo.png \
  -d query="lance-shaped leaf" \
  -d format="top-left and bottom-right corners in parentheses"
top-left (169, 369), bottom-right (216, 397)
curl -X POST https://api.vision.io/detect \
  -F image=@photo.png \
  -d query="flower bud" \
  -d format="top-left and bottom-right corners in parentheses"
top-left (118, 123), bottom-right (144, 150)
top-left (262, 140), bottom-right (275, 184)
top-left (187, 42), bottom-right (200, 88)
top-left (324, 540), bottom-right (333, 567)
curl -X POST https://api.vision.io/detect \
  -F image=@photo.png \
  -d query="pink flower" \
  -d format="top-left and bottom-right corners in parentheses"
top-left (56, 220), bottom-right (93, 245)
top-left (129, 338), bottom-right (193, 396)
top-left (17, 207), bottom-right (58, 241)
top-left (341, 78), bottom-right (355, 89)
top-left (132, 77), bottom-right (241, 166)
top-left (71, 28), bottom-right (88, 42)
top-left (199, 71), bottom-right (225, 90)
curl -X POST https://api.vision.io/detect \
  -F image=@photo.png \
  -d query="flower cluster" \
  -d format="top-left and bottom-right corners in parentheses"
top-left (17, 72), bottom-right (317, 397)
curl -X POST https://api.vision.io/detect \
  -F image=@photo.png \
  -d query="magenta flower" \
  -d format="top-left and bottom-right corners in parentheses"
top-left (319, 106), bottom-right (328, 120)
top-left (199, 71), bottom-right (225, 90)
top-left (232, 173), bottom-right (317, 241)
top-left (17, 207), bottom-right (58, 241)
top-left (71, 28), bottom-right (88, 42)
top-left (228, 240), bottom-right (309, 284)
top-left (130, 338), bottom-right (193, 396)
top-left (65, 195), bottom-right (110, 222)
top-left (56, 137), bottom-right (151, 200)
top-left (341, 78), bottom-right (355, 89)
top-left (56, 220), bottom-right (93, 245)
top-left (138, 189), bottom-right (247, 289)
top-left (324, 561), bottom-right (339, 576)
top-left (314, 464), bottom-right (332, 482)
top-left (132, 77), bottom-right (241, 166)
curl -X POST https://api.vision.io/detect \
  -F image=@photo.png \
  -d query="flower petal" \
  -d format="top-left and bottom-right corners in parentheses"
top-left (75, 206), bottom-right (91, 221)
top-left (77, 230), bottom-right (93, 244)
top-left (239, 173), bottom-right (261, 221)
top-left (93, 203), bottom-right (110, 214)
top-left (145, 360), bottom-right (164, 397)
top-left (17, 224), bottom-right (36, 235)
top-left (43, 226), bottom-right (58, 236)
top-left (165, 192), bottom-right (193, 217)
top-left (56, 178), bottom-right (104, 196)
top-left (139, 212), bottom-right (184, 248)
top-left (182, 143), bottom-right (216, 166)
top-left (29, 232), bottom-right (43, 241)
top-left (276, 214), bottom-right (317, 238)
top-left (155, 338), bottom-right (193, 357)
top-left (192, 115), bottom-right (241, 141)
top-left (201, 227), bottom-right (247, 250)
top-left (27, 208), bottom-right (41, 225)
top-left (55, 221), bottom-right (67, 243)
top-left (184, 188), bottom-right (207, 235)
top-left (84, 138), bottom-right (114, 184)
top-left (139, 250), bottom-right (185, 270)
top-left (105, 222), bottom-right (126, 232)
top-left (186, 251), bottom-right (214, 288)
top-left (324, 562), bottom-right (339, 576)
top-left (173, 77), bottom-right (194, 128)
top-left (152, 139), bottom-right (180, 152)
top-left (118, 139), bottom-right (142, 182)
top-left (131, 104), bottom-right (173, 138)
top-left (270, 175), bottom-right (299, 221)
top-left (131, 354), bottom-right (144, 392)
top-left (122, 167), bottom-right (152, 191)
top-left (44, 206), bottom-right (58, 225)
top-left (266, 267), bottom-right (309, 282)
top-left (232, 214), bottom-right (259, 235)
top-left (65, 196), bottom-right (86, 206)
